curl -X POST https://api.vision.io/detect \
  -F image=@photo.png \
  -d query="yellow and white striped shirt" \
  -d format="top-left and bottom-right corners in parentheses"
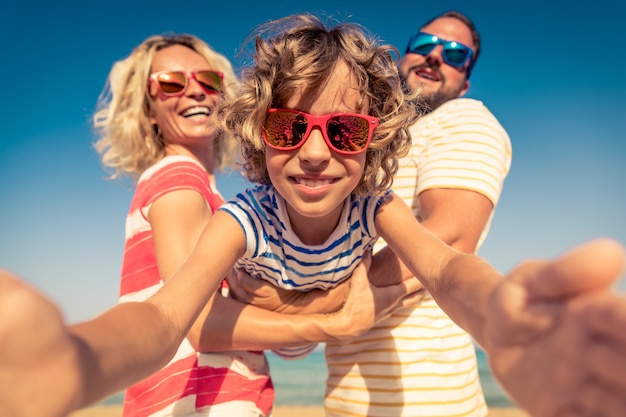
top-left (324, 98), bottom-right (512, 417)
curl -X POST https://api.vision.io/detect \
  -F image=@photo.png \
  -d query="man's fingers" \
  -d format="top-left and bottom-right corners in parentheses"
top-left (396, 288), bottom-right (426, 309)
top-left (371, 277), bottom-right (425, 319)
top-left (402, 276), bottom-right (424, 295)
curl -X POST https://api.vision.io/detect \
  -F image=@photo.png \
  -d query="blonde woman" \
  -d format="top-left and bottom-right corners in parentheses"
top-left (93, 33), bottom-right (275, 417)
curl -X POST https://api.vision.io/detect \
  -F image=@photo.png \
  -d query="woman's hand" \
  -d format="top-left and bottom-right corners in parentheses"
top-left (227, 253), bottom-right (425, 342)
top-left (226, 267), bottom-right (350, 314)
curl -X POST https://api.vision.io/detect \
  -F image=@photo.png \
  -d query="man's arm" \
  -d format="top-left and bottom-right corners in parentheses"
top-left (369, 187), bottom-right (494, 286)
top-left (370, 99), bottom-right (509, 286)
top-left (418, 188), bottom-right (493, 252)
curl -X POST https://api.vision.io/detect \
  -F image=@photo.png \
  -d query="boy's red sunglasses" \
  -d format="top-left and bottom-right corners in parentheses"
top-left (149, 70), bottom-right (224, 97)
top-left (262, 109), bottom-right (379, 155)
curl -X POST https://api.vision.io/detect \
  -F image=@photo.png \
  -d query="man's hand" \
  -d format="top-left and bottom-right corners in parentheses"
top-left (319, 252), bottom-right (426, 342)
top-left (226, 253), bottom-right (426, 340)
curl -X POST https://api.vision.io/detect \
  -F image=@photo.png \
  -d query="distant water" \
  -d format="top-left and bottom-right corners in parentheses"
top-left (101, 347), bottom-right (515, 408)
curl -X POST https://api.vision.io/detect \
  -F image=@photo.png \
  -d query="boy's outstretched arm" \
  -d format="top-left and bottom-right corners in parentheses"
top-left (0, 212), bottom-right (244, 417)
top-left (484, 239), bottom-right (626, 417)
top-left (0, 269), bottom-right (85, 417)
top-left (571, 290), bottom-right (626, 415)
top-left (0, 268), bottom-right (214, 417)
top-left (376, 194), bottom-right (626, 417)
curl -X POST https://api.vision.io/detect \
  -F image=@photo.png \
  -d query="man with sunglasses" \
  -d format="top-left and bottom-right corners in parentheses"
top-left (324, 10), bottom-right (511, 417)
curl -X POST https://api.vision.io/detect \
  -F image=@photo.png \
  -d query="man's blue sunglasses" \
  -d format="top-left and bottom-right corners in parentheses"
top-left (405, 31), bottom-right (475, 78)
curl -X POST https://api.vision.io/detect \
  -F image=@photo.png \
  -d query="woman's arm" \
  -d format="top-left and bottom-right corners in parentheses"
top-left (225, 267), bottom-right (351, 314)
top-left (68, 209), bottom-right (247, 406)
top-left (151, 190), bottom-right (423, 353)
top-left (150, 189), bottom-right (214, 287)
top-left (191, 254), bottom-right (424, 351)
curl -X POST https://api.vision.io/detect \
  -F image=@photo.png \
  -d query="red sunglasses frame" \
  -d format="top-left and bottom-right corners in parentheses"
top-left (262, 108), bottom-right (379, 155)
top-left (148, 70), bottom-right (224, 98)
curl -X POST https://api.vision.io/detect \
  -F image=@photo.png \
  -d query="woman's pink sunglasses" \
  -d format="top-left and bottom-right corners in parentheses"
top-left (149, 70), bottom-right (223, 97)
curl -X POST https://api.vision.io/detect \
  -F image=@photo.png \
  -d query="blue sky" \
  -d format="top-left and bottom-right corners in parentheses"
top-left (1, 0), bottom-right (625, 323)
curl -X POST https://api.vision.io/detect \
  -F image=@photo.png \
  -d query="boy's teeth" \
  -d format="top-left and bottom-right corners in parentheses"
top-left (296, 178), bottom-right (331, 187)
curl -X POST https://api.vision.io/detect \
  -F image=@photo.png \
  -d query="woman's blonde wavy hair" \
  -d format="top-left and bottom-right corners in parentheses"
top-left (93, 34), bottom-right (239, 180)
top-left (218, 14), bottom-right (423, 196)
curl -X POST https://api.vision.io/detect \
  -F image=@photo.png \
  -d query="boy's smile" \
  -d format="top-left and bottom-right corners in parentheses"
top-left (266, 61), bottom-right (368, 245)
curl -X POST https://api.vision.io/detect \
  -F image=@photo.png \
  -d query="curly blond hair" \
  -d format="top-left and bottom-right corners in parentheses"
top-left (217, 14), bottom-right (422, 196)
top-left (93, 34), bottom-right (239, 180)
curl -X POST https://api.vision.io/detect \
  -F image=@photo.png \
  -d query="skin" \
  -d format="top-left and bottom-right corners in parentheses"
top-left (2, 29), bottom-right (625, 417)
top-left (399, 16), bottom-right (472, 110)
top-left (0, 271), bottom-right (85, 417)
top-left (236, 17), bottom-right (492, 301)
top-left (143, 45), bottom-right (421, 354)
top-left (569, 291), bottom-right (626, 415)
top-left (482, 240), bottom-right (626, 417)
top-left (266, 63), bottom-right (366, 245)
top-left (2, 241), bottom-right (624, 417)
top-left (372, 15), bottom-right (493, 287)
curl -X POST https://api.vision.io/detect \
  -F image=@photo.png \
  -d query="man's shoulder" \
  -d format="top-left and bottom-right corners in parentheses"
top-left (433, 97), bottom-right (503, 125)
top-left (414, 97), bottom-right (510, 147)
top-left (437, 97), bottom-right (491, 113)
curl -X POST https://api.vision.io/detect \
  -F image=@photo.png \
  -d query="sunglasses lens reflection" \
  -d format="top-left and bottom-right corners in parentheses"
top-left (264, 112), bottom-right (307, 149)
top-left (326, 116), bottom-right (370, 152)
top-left (444, 47), bottom-right (470, 66)
top-left (264, 111), bottom-right (371, 153)
top-left (156, 72), bottom-right (187, 94)
top-left (411, 35), bottom-right (437, 55)
top-left (408, 33), bottom-right (471, 68)
top-left (196, 71), bottom-right (223, 93)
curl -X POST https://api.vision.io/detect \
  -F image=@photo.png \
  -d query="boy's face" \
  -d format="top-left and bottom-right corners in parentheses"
top-left (265, 61), bottom-right (367, 245)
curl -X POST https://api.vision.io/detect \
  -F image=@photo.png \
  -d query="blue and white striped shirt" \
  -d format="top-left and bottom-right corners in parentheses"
top-left (220, 184), bottom-right (388, 292)
top-left (219, 184), bottom-right (389, 360)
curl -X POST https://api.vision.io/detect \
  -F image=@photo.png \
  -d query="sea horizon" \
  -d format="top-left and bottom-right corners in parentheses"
top-left (100, 347), bottom-right (515, 408)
